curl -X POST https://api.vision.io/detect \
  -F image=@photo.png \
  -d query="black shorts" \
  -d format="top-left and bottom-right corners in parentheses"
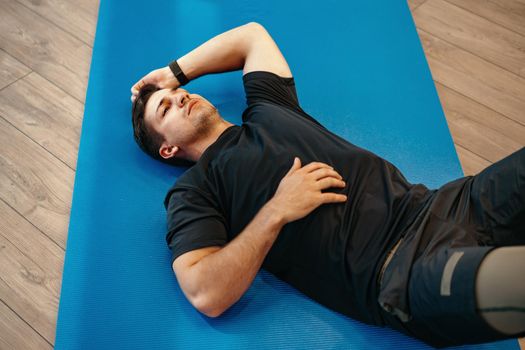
top-left (406, 246), bottom-right (502, 347)
top-left (380, 147), bottom-right (525, 348)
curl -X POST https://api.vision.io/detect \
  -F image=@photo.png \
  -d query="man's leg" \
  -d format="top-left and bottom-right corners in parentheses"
top-left (470, 147), bottom-right (525, 246)
top-left (403, 244), bottom-right (525, 347)
top-left (476, 246), bottom-right (525, 335)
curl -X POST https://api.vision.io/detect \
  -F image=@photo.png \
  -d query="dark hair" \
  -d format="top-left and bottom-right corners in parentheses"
top-left (131, 84), bottom-right (195, 167)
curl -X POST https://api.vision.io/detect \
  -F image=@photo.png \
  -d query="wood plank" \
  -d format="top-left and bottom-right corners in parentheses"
top-left (455, 143), bottom-right (492, 176)
top-left (0, 0), bottom-right (91, 102)
top-left (407, 0), bottom-right (427, 11)
top-left (15, 0), bottom-right (99, 47)
top-left (436, 82), bottom-right (525, 163)
top-left (0, 72), bottom-right (83, 169)
top-left (417, 29), bottom-right (525, 125)
top-left (0, 299), bottom-right (52, 350)
top-left (0, 116), bottom-right (73, 249)
top-left (0, 199), bottom-right (63, 344)
top-left (0, 200), bottom-right (64, 277)
top-left (413, 0), bottom-right (525, 78)
top-left (0, 48), bottom-right (31, 90)
top-left (445, 0), bottom-right (525, 37)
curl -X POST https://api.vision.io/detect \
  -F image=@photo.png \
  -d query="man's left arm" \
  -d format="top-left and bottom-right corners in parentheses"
top-left (241, 22), bottom-right (292, 77)
top-left (131, 22), bottom-right (292, 100)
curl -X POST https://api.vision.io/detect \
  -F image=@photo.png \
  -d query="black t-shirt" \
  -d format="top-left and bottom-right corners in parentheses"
top-left (164, 71), bottom-right (434, 325)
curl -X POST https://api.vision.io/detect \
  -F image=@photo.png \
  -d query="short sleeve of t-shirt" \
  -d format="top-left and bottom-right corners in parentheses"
top-left (242, 71), bottom-right (304, 114)
top-left (165, 186), bottom-right (228, 263)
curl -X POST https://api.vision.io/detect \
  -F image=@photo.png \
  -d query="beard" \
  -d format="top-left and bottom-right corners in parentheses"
top-left (188, 101), bottom-right (220, 139)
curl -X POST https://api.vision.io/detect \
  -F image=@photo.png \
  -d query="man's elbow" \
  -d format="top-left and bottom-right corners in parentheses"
top-left (192, 294), bottom-right (226, 318)
top-left (245, 21), bottom-right (268, 36)
top-left (246, 21), bottom-right (264, 30)
top-left (201, 308), bottom-right (224, 318)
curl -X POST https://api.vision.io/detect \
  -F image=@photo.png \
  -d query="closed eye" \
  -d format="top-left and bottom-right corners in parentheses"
top-left (162, 103), bottom-right (171, 117)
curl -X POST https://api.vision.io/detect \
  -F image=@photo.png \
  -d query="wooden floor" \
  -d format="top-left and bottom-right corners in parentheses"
top-left (0, 0), bottom-right (524, 348)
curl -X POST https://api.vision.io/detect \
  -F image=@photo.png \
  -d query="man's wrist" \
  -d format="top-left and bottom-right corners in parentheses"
top-left (168, 59), bottom-right (190, 86)
top-left (263, 199), bottom-right (288, 229)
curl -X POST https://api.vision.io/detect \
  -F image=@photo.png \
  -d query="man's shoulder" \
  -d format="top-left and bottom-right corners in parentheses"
top-left (242, 70), bottom-right (295, 85)
top-left (162, 146), bottom-right (236, 209)
top-left (243, 100), bottom-right (326, 132)
top-left (163, 165), bottom-right (209, 209)
top-left (242, 100), bottom-right (304, 124)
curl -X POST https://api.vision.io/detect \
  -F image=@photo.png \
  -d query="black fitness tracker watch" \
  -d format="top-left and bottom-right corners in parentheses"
top-left (168, 60), bottom-right (190, 86)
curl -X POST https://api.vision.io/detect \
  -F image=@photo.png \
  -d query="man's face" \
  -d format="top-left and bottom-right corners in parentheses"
top-left (144, 87), bottom-right (219, 158)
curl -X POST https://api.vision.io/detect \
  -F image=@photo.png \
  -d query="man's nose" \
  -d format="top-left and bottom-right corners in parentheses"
top-left (175, 91), bottom-right (190, 108)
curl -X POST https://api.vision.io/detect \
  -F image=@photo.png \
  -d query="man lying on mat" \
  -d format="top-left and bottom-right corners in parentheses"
top-left (130, 22), bottom-right (525, 348)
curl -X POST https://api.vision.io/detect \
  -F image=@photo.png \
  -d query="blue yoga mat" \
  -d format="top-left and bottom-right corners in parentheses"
top-left (55, 0), bottom-right (519, 349)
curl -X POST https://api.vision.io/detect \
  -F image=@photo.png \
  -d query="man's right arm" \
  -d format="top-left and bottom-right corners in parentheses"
top-left (173, 198), bottom-right (285, 317)
top-left (173, 158), bottom-right (347, 318)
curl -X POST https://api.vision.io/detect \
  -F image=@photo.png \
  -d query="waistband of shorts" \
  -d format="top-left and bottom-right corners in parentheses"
top-left (376, 189), bottom-right (436, 284)
top-left (377, 235), bottom-right (404, 288)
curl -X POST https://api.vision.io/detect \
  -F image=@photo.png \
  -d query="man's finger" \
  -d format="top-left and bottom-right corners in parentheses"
top-left (301, 161), bottom-right (333, 173)
top-left (310, 168), bottom-right (343, 181)
top-left (285, 157), bottom-right (301, 175)
top-left (131, 79), bottom-right (146, 93)
top-left (321, 193), bottom-right (348, 204)
top-left (316, 177), bottom-right (346, 190)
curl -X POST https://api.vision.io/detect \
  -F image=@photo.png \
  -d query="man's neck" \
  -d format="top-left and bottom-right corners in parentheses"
top-left (185, 120), bottom-right (235, 161)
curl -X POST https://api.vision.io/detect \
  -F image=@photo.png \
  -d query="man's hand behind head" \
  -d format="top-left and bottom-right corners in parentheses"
top-left (131, 66), bottom-right (180, 102)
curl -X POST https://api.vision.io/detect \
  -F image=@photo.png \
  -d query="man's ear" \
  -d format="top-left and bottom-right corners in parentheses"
top-left (159, 143), bottom-right (179, 160)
